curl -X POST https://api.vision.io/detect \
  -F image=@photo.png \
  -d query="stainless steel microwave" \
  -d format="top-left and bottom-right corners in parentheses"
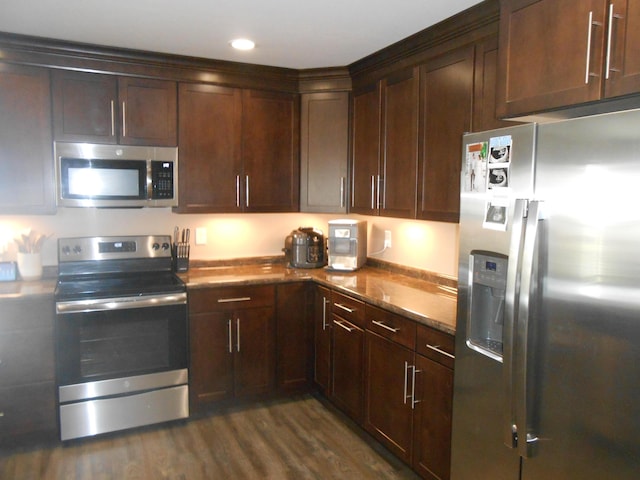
top-left (54, 142), bottom-right (178, 208)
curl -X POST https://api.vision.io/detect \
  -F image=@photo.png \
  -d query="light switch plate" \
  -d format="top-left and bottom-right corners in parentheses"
top-left (195, 227), bottom-right (207, 245)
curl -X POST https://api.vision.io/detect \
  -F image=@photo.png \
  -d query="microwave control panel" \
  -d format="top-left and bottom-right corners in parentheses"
top-left (151, 161), bottom-right (175, 199)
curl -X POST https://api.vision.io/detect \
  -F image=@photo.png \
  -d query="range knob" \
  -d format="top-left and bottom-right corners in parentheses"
top-left (161, 242), bottom-right (170, 250)
top-left (61, 245), bottom-right (71, 256)
top-left (72, 245), bottom-right (82, 254)
top-left (152, 243), bottom-right (160, 250)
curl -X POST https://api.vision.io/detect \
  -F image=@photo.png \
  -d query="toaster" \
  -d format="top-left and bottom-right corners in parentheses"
top-left (283, 227), bottom-right (326, 268)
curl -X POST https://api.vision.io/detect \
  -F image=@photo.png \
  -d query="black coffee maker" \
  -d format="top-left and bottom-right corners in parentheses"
top-left (283, 227), bottom-right (326, 268)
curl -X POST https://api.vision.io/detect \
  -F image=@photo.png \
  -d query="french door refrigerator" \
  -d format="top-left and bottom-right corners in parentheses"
top-left (451, 109), bottom-right (640, 479)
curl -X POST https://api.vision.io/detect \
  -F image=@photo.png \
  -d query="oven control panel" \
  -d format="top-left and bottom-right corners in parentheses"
top-left (58, 235), bottom-right (173, 262)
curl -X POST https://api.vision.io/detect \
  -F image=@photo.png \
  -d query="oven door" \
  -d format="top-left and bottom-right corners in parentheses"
top-left (55, 293), bottom-right (188, 387)
top-left (55, 292), bottom-right (189, 440)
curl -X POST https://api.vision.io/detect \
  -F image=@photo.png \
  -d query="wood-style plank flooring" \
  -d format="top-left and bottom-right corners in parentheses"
top-left (0, 394), bottom-right (420, 479)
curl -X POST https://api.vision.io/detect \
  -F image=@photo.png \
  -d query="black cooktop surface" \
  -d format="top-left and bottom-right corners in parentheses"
top-left (55, 272), bottom-right (185, 301)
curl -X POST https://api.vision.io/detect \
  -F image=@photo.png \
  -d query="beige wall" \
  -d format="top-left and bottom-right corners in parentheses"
top-left (0, 210), bottom-right (459, 278)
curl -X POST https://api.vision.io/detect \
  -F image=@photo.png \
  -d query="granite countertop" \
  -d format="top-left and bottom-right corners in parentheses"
top-left (180, 264), bottom-right (457, 335)
top-left (0, 263), bottom-right (457, 335)
top-left (0, 277), bottom-right (57, 299)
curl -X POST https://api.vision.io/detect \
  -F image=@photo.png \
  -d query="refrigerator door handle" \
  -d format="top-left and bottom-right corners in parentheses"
top-left (503, 198), bottom-right (528, 449)
top-left (515, 199), bottom-right (543, 458)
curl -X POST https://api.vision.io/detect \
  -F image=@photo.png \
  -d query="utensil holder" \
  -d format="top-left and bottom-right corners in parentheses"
top-left (173, 243), bottom-right (190, 272)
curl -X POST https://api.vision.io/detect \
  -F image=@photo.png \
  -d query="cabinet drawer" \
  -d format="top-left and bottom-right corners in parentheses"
top-left (331, 291), bottom-right (365, 328)
top-left (189, 285), bottom-right (275, 313)
top-left (0, 296), bottom-right (54, 332)
top-left (0, 328), bottom-right (54, 385)
top-left (416, 324), bottom-right (455, 369)
top-left (365, 305), bottom-right (416, 350)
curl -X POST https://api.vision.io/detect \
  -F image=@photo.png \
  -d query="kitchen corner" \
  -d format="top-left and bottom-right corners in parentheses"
top-left (181, 258), bottom-right (457, 335)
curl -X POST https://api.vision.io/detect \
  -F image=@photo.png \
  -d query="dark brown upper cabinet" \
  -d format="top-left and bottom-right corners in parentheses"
top-left (472, 35), bottom-right (517, 132)
top-left (176, 83), bottom-right (243, 213)
top-left (351, 68), bottom-right (418, 219)
top-left (417, 45), bottom-right (474, 223)
top-left (241, 89), bottom-right (300, 213)
top-left (0, 63), bottom-right (55, 214)
top-left (351, 83), bottom-right (382, 216)
top-left (603, 0), bottom-right (640, 98)
top-left (497, 0), bottom-right (640, 118)
top-left (52, 70), bottom-right (177, 146)
top-left (300, 91), bottom-right (349, 213)
top-left (176, 85), bottom-right (299, 214)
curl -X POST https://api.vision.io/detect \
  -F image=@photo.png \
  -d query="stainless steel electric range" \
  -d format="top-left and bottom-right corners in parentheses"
top-left (54, 235), bottom-right (188, 441)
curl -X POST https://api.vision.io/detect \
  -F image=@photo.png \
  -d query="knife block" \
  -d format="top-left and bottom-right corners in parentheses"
top-left (172, 243), bottom-right (190, 272)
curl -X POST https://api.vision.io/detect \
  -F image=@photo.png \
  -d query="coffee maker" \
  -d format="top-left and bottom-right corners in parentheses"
top-left (283, 227), bottom-right (326, 268)
top-left (327, 219), bottom-right (367, 271)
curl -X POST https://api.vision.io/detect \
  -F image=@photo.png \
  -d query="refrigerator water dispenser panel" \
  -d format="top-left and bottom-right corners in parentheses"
top-left (467, 251), bottom-right (507, 362)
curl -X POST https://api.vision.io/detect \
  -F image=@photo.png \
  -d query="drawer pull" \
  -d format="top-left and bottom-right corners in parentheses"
top-left (334, 320), bottom-right (354, 332)
top-left (426, 344), bottom-right (455, 359)
top-left (372, 319), bottom-right (399, 333)
top-left (334, 303), bottom-right (356, 314)
top-left (217, 297), bottom-right (252, 303)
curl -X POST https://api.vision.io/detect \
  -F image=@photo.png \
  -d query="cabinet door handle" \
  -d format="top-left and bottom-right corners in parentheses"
top-left (371, 319), bottom-right (399, 333)
top-left (340, 177), bottom-right (346, 208)
top-left (228, 319), bottom-right (233, 353)
top-left (371, 175), bottom-right (376, 209)
top-left (426, 344), bottom-right (455, 360)
top-left (333, 302), bottom-right (355, 314)
top-left (411, 365), bottom-right (421, 409)
top-left (334, 319), bottom-right (354, 332)
top-left (584, 11), bottom-right (602, 84)
top-left (236, 318), bottom-right (241, 352)
top-left (110, 100), bottom-right (115, 136)
top-left (245, 175), bottom-right (250, 208)
top-left (605, 4), bottom-right (623, 79)
top-left (403, 361), bottom-right (410, 404)
top-left (121, 101), bottom-right (127, 137)
top-left (322, 296), bottom-right (330, 330)
top-left (217, 297), bottom-right (251, 303)
top-left (236, 175), bottom-right (241, 208)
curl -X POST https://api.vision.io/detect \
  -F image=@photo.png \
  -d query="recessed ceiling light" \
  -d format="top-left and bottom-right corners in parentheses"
top-left (230, 38), bottom-right (255, 51)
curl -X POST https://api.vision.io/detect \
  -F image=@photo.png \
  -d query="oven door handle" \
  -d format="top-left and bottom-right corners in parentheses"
top-left (56, 292), bottom-right (187, 314)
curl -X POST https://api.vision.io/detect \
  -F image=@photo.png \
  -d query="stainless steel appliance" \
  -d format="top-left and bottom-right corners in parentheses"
top-left (54, 142), bottom-right (178, 208)
top-left (452, 110), bottom-right (640, 479)
top-left (54, 235), bottom-right (188, 441)
top-left (283, 227), bottom-right (326, 268)
top-left (327, 219), bottom-right (367, 271)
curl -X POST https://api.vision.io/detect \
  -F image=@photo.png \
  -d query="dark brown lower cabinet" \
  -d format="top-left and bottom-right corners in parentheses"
top-left (331, 315), bottom-right (365, 423)
top-left (364, 330), bottom-right (415, 463)
top-left (189, 286), bottom-right (275, 411)
top-left (412, 354), bottom-right (454, 480)
top-left (313, 285), bottom-right (332, 393)
top-left (276, 283), bottom-right (313, 394)
top-left (0, 295), bottom-right (57, 445)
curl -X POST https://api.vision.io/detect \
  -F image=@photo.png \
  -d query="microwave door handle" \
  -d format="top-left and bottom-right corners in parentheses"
top-left (503, 198), bottom-right (527, 449)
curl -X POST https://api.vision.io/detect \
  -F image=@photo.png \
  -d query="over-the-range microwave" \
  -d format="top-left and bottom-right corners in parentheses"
top-left (54, 142), bottom-right (178, 208)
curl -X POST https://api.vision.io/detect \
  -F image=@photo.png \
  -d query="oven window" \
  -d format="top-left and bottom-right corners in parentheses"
top-left (56, 303), bottom-right (187, 385)
top-left (79, 317), bottom-right (171, 378)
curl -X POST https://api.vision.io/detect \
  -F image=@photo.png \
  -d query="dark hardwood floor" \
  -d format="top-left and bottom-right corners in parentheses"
top-left (0, 394), bottom-right (420, 479)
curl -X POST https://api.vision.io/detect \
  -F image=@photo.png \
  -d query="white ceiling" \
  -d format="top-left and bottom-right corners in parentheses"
top-left (0, 0), bottom-right (480, 69)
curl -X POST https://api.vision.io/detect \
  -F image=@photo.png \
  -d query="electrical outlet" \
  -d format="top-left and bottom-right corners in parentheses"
top-left (195, 227), bottom-right (207, 245)
top-left (384, 230), bottom-right (392, 248)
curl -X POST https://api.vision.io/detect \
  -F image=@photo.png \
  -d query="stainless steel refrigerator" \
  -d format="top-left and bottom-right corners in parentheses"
top-left (451, 109), bottom-right (640, 479)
